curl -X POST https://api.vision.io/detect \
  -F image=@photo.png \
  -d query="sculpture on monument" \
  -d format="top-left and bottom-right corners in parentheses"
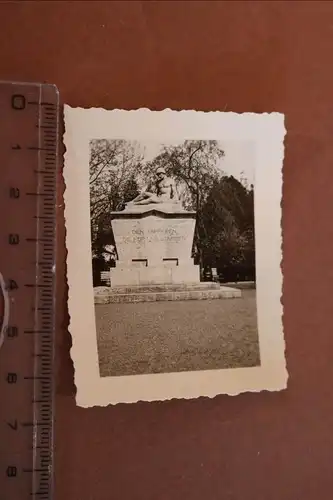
top-left (125, 166), bottom-right (182, 209)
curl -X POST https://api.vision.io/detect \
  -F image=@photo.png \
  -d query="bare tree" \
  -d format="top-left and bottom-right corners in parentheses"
top-left (145, 140), bottom-right (225, 267)
top-left (144, 140), bottom-right (224, 209)
top-left (89, 139), bottom-right (144, 247)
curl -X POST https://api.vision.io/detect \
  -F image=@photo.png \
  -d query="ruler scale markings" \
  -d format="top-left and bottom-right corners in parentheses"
top-left (0, 82), bottom-right (58, 500)
top-left (28, 101), bottom-right (55, 106)
top-left (27, 147), bottom-right (55, 152)
top-left (40, 366), bottom-right (52, 372)
top-left (26, 192), bottom-right (53, 197)
top-left (40, 343), bottom-right (52, 349)
top-left (24, 330), bottom-right (49, 334)
top-left (40, 341), bottom-right (52, 347)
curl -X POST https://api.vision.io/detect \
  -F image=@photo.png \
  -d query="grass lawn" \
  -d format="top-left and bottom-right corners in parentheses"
top-left (96, 289), bottom-right (260, 377)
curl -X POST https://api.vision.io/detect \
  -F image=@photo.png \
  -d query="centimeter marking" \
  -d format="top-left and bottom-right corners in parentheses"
top-left (0, 82), bottom-right (58, 500)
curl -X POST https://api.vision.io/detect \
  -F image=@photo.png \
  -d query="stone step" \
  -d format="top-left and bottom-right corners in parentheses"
top-left (95, 286), bottom-right (241, 304)
top-left (110, 282), bottom-right (221, 294)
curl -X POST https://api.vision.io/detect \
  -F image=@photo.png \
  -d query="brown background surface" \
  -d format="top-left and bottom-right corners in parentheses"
top-left (1, 1), bottom-right (333, 499)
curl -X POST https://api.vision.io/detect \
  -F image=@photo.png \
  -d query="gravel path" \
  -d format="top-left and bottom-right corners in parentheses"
top-left (96, 289), bottom-right (260, 377)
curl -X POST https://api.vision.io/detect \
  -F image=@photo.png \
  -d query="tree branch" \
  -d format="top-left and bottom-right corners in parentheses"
top-left (90, 161), bottom-right (110, 185)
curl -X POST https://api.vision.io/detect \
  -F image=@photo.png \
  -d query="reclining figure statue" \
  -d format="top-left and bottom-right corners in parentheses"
top-left (125, 167), bottom-right (181, 207)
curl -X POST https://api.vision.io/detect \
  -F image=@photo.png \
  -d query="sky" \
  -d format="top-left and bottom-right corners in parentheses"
top-left (139, 140), bottom-right (255, 186)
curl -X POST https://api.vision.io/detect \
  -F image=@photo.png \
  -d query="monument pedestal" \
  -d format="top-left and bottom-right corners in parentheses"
top-left (94, 282), bottom-right (241, 304)
top-left (94, 203), bottom-right (242, 304)
top-left (110, 263), bottom-right (200, 287)
top-left (110, 203), bottom-right (200, 287)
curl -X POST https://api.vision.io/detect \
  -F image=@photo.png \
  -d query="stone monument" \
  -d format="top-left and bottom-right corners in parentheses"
top-left (95, 167), bottom-right (241, 303)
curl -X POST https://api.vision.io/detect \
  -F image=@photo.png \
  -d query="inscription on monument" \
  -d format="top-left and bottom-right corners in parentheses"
top-left (119, 225), bottom-right (186, 245)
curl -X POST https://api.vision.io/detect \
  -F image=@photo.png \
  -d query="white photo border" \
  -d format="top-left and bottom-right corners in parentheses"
top-left (64, 107), bottom-right (287, 407)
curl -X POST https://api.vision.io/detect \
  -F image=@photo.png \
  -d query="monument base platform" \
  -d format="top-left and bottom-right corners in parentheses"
top-left (94, 283), bottom-right (242, 304)
top-left (110, 263), bottom-right (200, 287)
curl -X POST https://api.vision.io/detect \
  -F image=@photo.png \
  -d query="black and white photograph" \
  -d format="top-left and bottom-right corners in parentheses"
top-left (91, 138), bottom-right (259, 377)
top-left (64, 108), bottom-right (286, 407)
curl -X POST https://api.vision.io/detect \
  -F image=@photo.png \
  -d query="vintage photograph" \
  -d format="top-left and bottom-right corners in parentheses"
top-left (91, 139), bottom-right (259, 377)
top-left (64, 108), bottom-right (287, 406)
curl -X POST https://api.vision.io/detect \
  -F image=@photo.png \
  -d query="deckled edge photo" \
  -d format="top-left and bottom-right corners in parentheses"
top-left (63, 107), bottom-right (287, 407)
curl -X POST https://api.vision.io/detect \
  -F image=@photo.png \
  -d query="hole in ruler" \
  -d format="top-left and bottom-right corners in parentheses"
top-left (0, 272), bottom-right (10, 350)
